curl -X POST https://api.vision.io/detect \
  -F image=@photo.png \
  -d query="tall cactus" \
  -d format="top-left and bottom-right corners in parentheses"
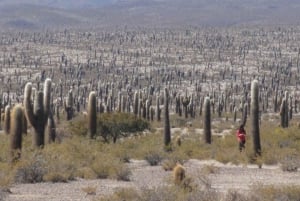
top-left (241, 103), bottom-right (248, 127)
top-left (4, 105), bottom-right (10, 134)
top-left (203, 97), bottom-right (211, 144)
top-left (10, 105), bottom-right (23, 162)
top-left (251, 80), bottom-right (261, 156)
top-left (88, 91), bottom-right (97, 139)
top-left (280, 98), bottom-right (287, 128)
top-left (45, 113), bottom-right (56, 144)
top-left (164, 88), bottom-right (171, 147)
top-left (156, 95), bottom-right (161, 121)
top-left (24, 78), bottom-right (51, 148)
top-left (65, 90), bottom-right (74, 120)
top-left (133, 91), bottom-right (139, 117)
top-left (284, 91), bottom-right (289, 127)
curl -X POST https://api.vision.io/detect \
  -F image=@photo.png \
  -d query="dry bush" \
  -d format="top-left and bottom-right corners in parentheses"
top-left (144, 151), bottom-right (164, 166)
top-left (248, 185), bottom-right (300, 201)
top-left (13, 154), bottom-right (46, 183)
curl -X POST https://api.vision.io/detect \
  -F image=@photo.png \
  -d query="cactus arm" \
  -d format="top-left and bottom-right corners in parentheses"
top-left (43, 78), bottom-right (51, 122)
top-left (24, 82), bottom-right (36, 127)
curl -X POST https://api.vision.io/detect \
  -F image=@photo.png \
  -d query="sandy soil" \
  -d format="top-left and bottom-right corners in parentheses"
top-left (2, 159), bottom-right (300, 201)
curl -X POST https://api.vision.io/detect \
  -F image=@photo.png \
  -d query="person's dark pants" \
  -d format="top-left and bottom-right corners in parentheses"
top-left (239, 140), bottom-right (246, 152)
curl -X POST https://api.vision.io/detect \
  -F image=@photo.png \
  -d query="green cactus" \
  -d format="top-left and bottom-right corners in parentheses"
top-left (24, 78), bottom-right (51, 148)
top-left (280, 98), bottom-right (287, 128)
top-left (133, 91), bottom-right (139, 117)
top-left (203, 97), bottom-right (211, 144)
top-left (10, 105), bottom-right (24, 162)
top-left (164, 88), bottom-right (171, 147)
top-left (251, 80), bottom-right (261, 156)
top-left (241, 103), bottom-right (248, 127)
top-left (88, 91), bottom-right (97, 139)
top-left (65, 90), bottom-right (74, 120)
top-left (284, 91), bottom-right (289, 127)
top-left (45, 113), bottom-right (56, 144)
top-left (4, 105), bottom-right (10, 135)
top-left (156, 95), bottom-right (161, 121)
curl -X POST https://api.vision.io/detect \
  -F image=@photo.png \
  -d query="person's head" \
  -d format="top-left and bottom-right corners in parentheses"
top-left (239, 124), bottom-right (244, 131)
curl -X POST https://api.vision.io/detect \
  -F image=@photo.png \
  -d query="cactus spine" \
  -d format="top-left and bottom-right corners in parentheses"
top-left (10, 105), bottom-right (23, 162)
top-left (203, 97), bottom-right (212, 144)
top-left (164, 88), bottom-right (171, 147)
top-left (251, 80), bottom-right (261, 156)
top-left (24, 78), bottom-right (51, 148)
top-left (88, 91), bottom-right (97, 139)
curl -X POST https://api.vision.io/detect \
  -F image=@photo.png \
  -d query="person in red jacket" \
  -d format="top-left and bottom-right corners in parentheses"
top-left (236, 124), bottom-right (246, 152)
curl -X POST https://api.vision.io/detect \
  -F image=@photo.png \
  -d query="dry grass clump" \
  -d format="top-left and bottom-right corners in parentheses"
top-left (144, 151), bottom-right (164, 166)
top-left (98, 184), bottom-right (300, 201)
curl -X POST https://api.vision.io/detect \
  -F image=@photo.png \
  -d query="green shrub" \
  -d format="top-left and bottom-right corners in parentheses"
top-left (98, 113), bottom-right (149, 143)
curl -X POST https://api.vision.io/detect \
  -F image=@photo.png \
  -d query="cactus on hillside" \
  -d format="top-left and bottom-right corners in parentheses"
top-left (10, 105), bottom-right (24, 162)
top-left (164, 88), bottom-right (171, 147)
top-left (203, 97), bottom-right (212, 144)
top-left (65, 89), bottom-right (74, 120)
top-left (45, 113), bottom-right (56, 144)
top-left (133, 91), bottom-right (139, 117)
top-left (156, 95), bottom-right (161, 121)
top-left (280, 98), bottom-right (287, 128)
top-left (4, 105), bottom-right (10, 134)
top-left (24, 78), bottom-right (51, 148)
top-left (251, 80), bottom-right (261, 156)
top-left (88, 91), bottom-right (97, 139)
top-left (241, 103), bottom-right (248, 127)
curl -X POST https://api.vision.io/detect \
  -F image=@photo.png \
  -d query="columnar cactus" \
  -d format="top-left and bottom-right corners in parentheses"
top-left (65, 90), bottom-right (74, 120)
top-left (233, 106), bottom-right (237, 122)
top-left (146, 99), bottom-right (151, 120)
top-left (45, 113), bottom-right (56, 143)
top-left (24, 78), bottom-right (51, 148)
top-left (203, 97), bottom-right (211, 144)
top-left (88, 91), bottom-right (97, 139)
top-left (182, 95), bottom-right (190, 118)
top-left (173, 163), bottom-right (185, 185)
top-left (241, 103), bottom-right (248, 127)
top-left (4, 105), bottom-right (10, 134)
top-left (284, 91), bottom-right (289, 127)
top-left (10, 105), bottom-right (24, 162)
top-left (280, 98), bottom-right (287, 128)
top-left (156, 95), bottom-right (161, 121)
top-left (133, 91), bottom-right (139, 117)
top-left (164, 88), bottom-right (171, 147)
top-left (251, 80), bottom-right (261, 156)
top-left (117, 91), bottom-right (122, 112)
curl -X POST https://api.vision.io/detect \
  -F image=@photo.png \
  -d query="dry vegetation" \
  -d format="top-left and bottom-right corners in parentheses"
top-left (0, 26), bottom-right (300, 200)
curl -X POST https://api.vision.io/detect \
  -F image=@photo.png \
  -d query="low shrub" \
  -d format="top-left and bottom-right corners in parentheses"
top-left (144, 151), bottom-right (163, 166)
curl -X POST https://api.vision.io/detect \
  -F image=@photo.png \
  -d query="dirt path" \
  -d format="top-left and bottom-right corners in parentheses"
top-left (3, 159), bottom-right (300, 201)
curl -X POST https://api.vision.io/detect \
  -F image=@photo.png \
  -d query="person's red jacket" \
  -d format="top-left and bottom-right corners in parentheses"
top-left (236, 129), bottom-right (246, 142)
